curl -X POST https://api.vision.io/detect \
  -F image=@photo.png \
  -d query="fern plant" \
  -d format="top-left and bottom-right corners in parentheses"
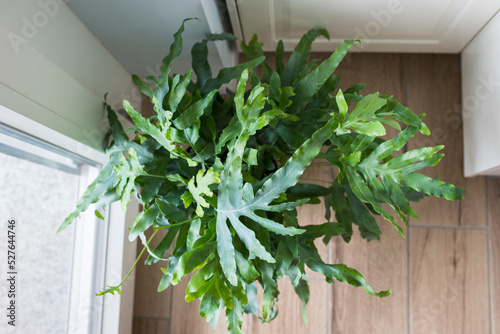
top-left (58, 19), bottom-right (463, 333)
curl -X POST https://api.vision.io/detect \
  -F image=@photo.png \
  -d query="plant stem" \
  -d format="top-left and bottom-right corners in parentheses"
top-left (108, 229), bottom-right (159, 293)
top-left (183, 131), bottom-right (207, 169)
top-left (137, 173), bottom-right (171, 180)
top-left (154, 217), bottom-right (199, 230)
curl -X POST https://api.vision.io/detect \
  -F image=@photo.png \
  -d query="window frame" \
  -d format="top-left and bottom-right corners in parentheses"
top-left (0, 104), bottom-right (137, 334)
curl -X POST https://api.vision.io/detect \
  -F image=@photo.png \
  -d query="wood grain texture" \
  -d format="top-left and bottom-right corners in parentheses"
top-left (299, 161), bottom-right (332, 279)
top-left (327, 53), bottom-right (408, 334)
top-left (410, 228), bottom-right (490, 334)
top-left (260, 52), bottom-right (406, 103)
top-left (247, 280), bottom-right (329, 334)
top-left (133, 229), bottom-right (172, 319)
top-left (330, 219), bottom-right (408, 333)
top-left (488, 177), bottom-right (500, 334)
top-left (132, 259), bottom-right (172, 318)
top-left (132, 317), bottom-right (170, 334)
top-left (330, 53), bottom-right (406, 104)
top-left (407, 54), bottom-right (487, 227)
top-left (133, 53), bottom-right (494, 334)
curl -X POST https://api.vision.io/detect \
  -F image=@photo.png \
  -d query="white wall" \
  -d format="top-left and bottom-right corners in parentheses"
top-left (0, 0), bottom-right (140, 152)
top-left (0, 2), bottom-right (140, 333)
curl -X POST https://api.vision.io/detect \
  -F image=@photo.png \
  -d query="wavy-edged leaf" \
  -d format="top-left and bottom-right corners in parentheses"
top-left (244, 282), bottom-right (259, 316)
top-left (123, 100), bottom-right (175, 152)
top-left (256, 260), bottom-right (278, 322)
top-left (342, 126), bottom-right (464, 235)
top-left (240, 34), bottom-right (273, 83)
top-left (226, 297), bottom-right (244, 334)
top-left (287, 183), bottom-right (331, 199)
top-left (216, 112), bottom-right (338, 282)
top-left (132, 74), bottom-right (153, 99)
top-left (275, 239), bottom-right (294, 279)
top-left (168, 71), bottom-right (192, 113)
top-left (105, 100), bottom-right (127, 146)
top-left (216, 70), bottom-right (310, 284)
top-left (299, 222), bottom-right (346, 240)
top-left (201, 56), bottom-right (265, 95)
top-left (387, 99), bottom-right (430, 135)
top-left (199, 281), bottom-right (223, 323)
top-left (192, 39), bottom-right (212, 89)
top-left (299, 241), bottom-right (390, 297)
top-left (174, 90), bottom-right (217, 129)
top-left (145, 225), bottom-right (180, 265)
top-left (172, 241), bottom-right (216, 285)
top-left (235, 250), bottom-right (260, 283)
top-left (156, 197), bottom-right (187, 223)
top-left (336, 92), bottom-right (388, 136)
top-left (129, 203), bottom-right (160, 241)
top-left (191, 32), bottom-right (236, 89)
top-left (293, 279), bottom-right (310, 327)
top-left (182, 168), bottom-right (220, 216)
top-left (115, 148), bottom-right (145, 211)
top-left (161, 18), bottom-right (196, 72)
top-left (216, 71), bottom-right (338, 284)
top-left (346, 185), bottom-right (381, 241)
top-left (289, 39), bottom-right (357, 113)
top-left (123, 100), bottom-right (198, 166)
top-left (57, 151), bottom-right (121, 232)
top-left (186, 258), bottom-right (216, 302)
top-left (349, 93), bottom-right (387, 120)
top-left (281, 28), bottom-right (329, 86)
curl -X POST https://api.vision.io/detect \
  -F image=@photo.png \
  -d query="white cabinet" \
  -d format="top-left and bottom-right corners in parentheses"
top-left (462, 11), bottom-right (500, 176)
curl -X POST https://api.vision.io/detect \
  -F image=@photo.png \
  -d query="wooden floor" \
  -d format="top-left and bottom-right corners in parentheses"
top-left (132, 53), bottom-right (499, 334)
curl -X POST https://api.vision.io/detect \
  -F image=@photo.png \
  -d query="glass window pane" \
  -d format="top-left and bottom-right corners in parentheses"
top-left (0, 126), bottom-right (103, 334)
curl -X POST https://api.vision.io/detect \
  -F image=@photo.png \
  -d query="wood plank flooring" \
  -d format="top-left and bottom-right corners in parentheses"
top-left (329, 53), bottom-right (408, 334)
top-left (410, 228), bottom-right (489, 333)
top-left (246, 280), bottom-right (329, 334)
top-left (406, 54), bottom-right (487, 228)
top-left (488, 178), bottom-right (500, 334)
top-left (132, 228), bottom-right (172, 319)
top-left (132, 53), bottom-right (496, 334)
top-left (330, 219), bottom-right (408, 333)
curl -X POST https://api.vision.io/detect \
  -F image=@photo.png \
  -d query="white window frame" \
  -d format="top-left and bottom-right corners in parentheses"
top-left (0, 104), bottom-right (137, 334)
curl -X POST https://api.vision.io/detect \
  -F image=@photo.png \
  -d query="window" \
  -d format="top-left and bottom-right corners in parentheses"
top-left (0, 122), bottom-right (108, 333)
top-left (0, 104), bottom-right (133, 334)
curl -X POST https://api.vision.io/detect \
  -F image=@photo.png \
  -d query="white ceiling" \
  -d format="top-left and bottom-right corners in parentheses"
top-left (68, 0), bottom-right (500, 78)
top-left (67, 0), bottom-right (233, 78)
